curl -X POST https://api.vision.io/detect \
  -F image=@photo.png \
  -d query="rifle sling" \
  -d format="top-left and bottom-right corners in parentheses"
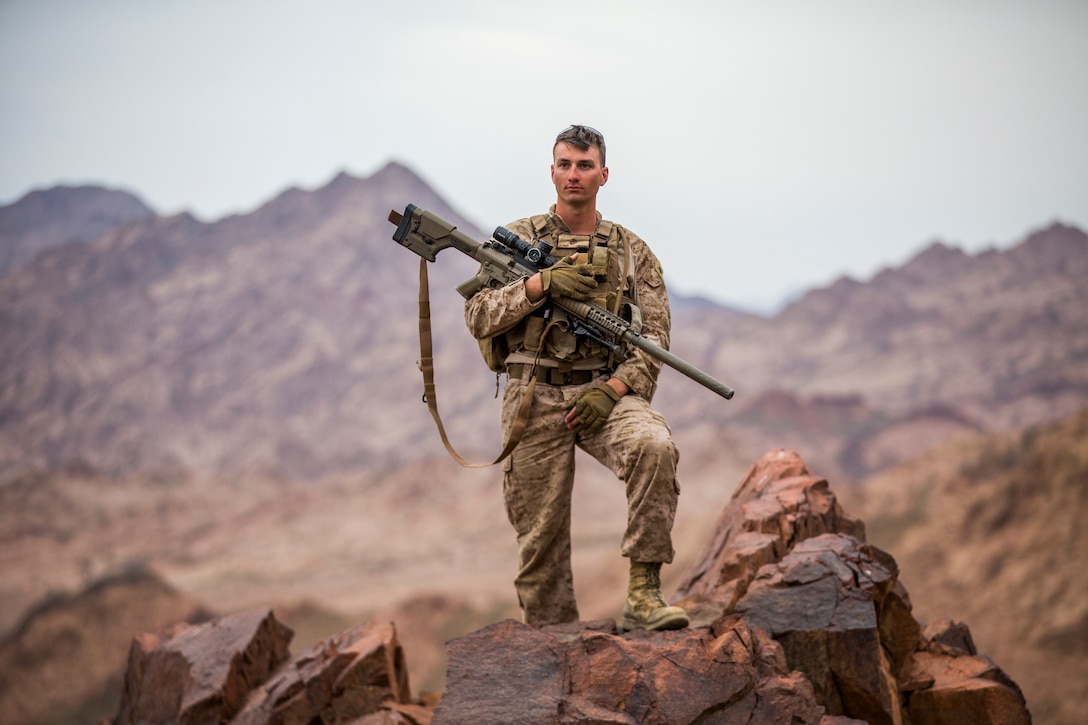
top-left (417, 258), bottom-right (535, 468)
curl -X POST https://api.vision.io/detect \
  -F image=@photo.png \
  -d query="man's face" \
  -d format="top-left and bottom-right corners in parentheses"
top-left (551, 141), bottom-right (608, 206)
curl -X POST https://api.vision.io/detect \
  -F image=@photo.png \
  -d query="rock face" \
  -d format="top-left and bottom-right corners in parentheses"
top-left (230, 620), bottom-right (417, 725)
top-left (433, 617), bottom-right (822, 724)
top-left (114, 450), bottom-right (1029, 724)
top-left (115, 609), bottom-right (424, 725)
top-left (673, 449), bottom-right (1030, 724)
top-left (116, 608), bottom-right (293, 724)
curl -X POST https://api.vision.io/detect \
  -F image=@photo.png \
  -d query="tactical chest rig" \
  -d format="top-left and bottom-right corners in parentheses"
top-left (491, 214), bottom-right (639, 377)
top-left (389, 202), bottom-right (734, 468)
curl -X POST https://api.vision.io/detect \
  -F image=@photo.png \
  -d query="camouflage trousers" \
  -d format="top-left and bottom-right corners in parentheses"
top-left (500, 372), bottom-right (680, 628)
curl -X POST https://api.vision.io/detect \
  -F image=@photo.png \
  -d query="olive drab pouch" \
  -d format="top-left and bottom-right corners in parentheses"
top-left (623, 300), bottom-right (643, 334)
top-left (477, 334), bottom-right (509, 374)
top-left (522, 313), bottom-right (547, 353)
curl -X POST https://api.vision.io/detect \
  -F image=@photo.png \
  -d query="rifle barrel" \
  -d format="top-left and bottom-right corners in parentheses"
top-left (555, 297), bottom-right (735, 400)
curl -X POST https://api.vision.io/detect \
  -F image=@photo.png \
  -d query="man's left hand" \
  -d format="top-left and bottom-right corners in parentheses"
top-left (566, 383), bottom-right (622, 435)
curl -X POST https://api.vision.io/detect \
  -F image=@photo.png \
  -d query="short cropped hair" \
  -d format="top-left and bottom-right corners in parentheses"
top-left (554, 125), bottom-right (606, 166)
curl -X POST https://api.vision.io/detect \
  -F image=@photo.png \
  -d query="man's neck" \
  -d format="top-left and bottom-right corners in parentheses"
top-left (555, 202), bottom-right (597, 235)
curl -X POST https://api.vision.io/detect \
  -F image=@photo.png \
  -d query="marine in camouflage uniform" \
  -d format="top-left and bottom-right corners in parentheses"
top-left (463, 125), bottom-right (689, 631)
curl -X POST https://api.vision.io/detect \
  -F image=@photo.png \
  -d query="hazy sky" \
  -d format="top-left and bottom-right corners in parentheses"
top-left (2, 0), bottom-right (1086, 311)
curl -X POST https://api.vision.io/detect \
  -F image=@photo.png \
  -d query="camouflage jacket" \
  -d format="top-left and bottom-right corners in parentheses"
top-left (464, 206), bottom-right (671, 401)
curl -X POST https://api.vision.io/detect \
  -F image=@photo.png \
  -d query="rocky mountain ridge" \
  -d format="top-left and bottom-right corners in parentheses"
top-left (0, 164), bottom-right (486, 479)
top-left (1, 166), bottom-right (1085, 487)
top-left (0, 184), bottom-right (154, 275)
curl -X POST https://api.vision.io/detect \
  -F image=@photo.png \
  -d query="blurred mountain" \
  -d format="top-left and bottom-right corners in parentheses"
top-left (0, 564), bottom-right (211, 724)
top-left (1, 166), bottom-right (1085, 486)
top-left (0, 164), bottom-right (488, 480)
top-left (666, 221), bottom-right (1088, 482)
top-left (0, 185), bottom-right (154, 275)
top-left (843, 405), bottom-right (1088, 725)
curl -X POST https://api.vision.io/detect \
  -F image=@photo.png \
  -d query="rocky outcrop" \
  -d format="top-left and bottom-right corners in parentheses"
top-left (116, 608), bottom-right (293, 724)
top-left (433, 617), bottom-right (823, 724)
top-left (230, 620), bottom-right (421, 725)
top-left (115, 609), bottom-right (426, 725)
top-left (673, 449), bottom-right (1030, 724)
top-left (113, 449), bottom-right (1029, 724)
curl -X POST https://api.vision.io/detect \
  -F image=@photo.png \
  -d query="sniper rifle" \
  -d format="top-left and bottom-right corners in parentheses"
top-left (389, 203), bottom-right (735, 401)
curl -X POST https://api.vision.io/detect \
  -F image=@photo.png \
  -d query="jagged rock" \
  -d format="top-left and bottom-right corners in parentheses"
top-left (432, 616), bottom-right (824, 725)
top-left (922, 617), bottom-right (977, 656)
top-left (671, 449), bottom-right (1030, 725)
top-left (901, 649), bottom-right (1030, 725)
top-left (232, 621), bottom-right (413, 724)
top-left (674, 449), bottom-right (866, 615)
top-left (733, 533), bottom-right (913, 725)
top-left (115, 607), bottom-right (293, 724)
top-left (115, 610), bottom-right (420, 725)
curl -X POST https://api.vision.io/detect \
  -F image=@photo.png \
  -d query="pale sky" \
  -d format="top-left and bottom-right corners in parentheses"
top-left (2, 0), bottom-right (1086, 311)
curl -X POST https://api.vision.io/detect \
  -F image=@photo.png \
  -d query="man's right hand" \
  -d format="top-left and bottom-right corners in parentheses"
top-left (539, 256), bottom-right (598, 301)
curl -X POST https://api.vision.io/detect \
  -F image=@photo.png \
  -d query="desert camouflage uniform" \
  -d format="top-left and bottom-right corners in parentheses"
top-left (464, 206), bottom-right (680, 627)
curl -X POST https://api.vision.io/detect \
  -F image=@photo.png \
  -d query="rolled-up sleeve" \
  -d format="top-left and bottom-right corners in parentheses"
top-left (464, 277), bottom-right (545, 340)
top-left (464, 219), bottom-right (544, 340)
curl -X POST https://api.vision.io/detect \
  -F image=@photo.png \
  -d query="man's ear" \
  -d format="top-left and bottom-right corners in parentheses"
top-left (601, 166), bottom-right (609, 185)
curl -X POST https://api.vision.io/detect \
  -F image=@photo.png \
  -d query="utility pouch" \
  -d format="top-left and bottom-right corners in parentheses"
top-left (623, 300), bottom-right (643, 334)
top-left (523, 315), bottom-right (547, 353)
top-left (478, 335), bottom-right (509, 374)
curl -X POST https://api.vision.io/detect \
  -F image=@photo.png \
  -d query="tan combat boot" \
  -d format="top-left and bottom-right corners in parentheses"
top-left (622, 560), bottom-right (690, 631)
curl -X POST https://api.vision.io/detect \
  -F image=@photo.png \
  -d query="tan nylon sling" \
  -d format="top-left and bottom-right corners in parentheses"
top-left (416, 258), bottom-right (537, 468)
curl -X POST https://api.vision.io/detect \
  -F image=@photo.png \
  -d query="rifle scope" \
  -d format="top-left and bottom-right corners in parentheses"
top-left (493, 227), bottom-right (557, 269)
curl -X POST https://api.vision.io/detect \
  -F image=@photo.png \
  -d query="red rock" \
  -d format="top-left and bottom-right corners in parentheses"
top-left (734, 534), bottom-right (905, 725)
top-left (231, 621), bottom-right (411, 724)
top-left (432, 616), bottom-right (824, 724)
top-left (672, 449), bottom-right (1029, 725)
top-left (675, 450), bottom-right (865, 613)
top-left (115, 607), bottom-right (293, 724)
top-left (922, 617), bottom-right (978, 656)
top-left (901, 651), bottom-right (1031, 725)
